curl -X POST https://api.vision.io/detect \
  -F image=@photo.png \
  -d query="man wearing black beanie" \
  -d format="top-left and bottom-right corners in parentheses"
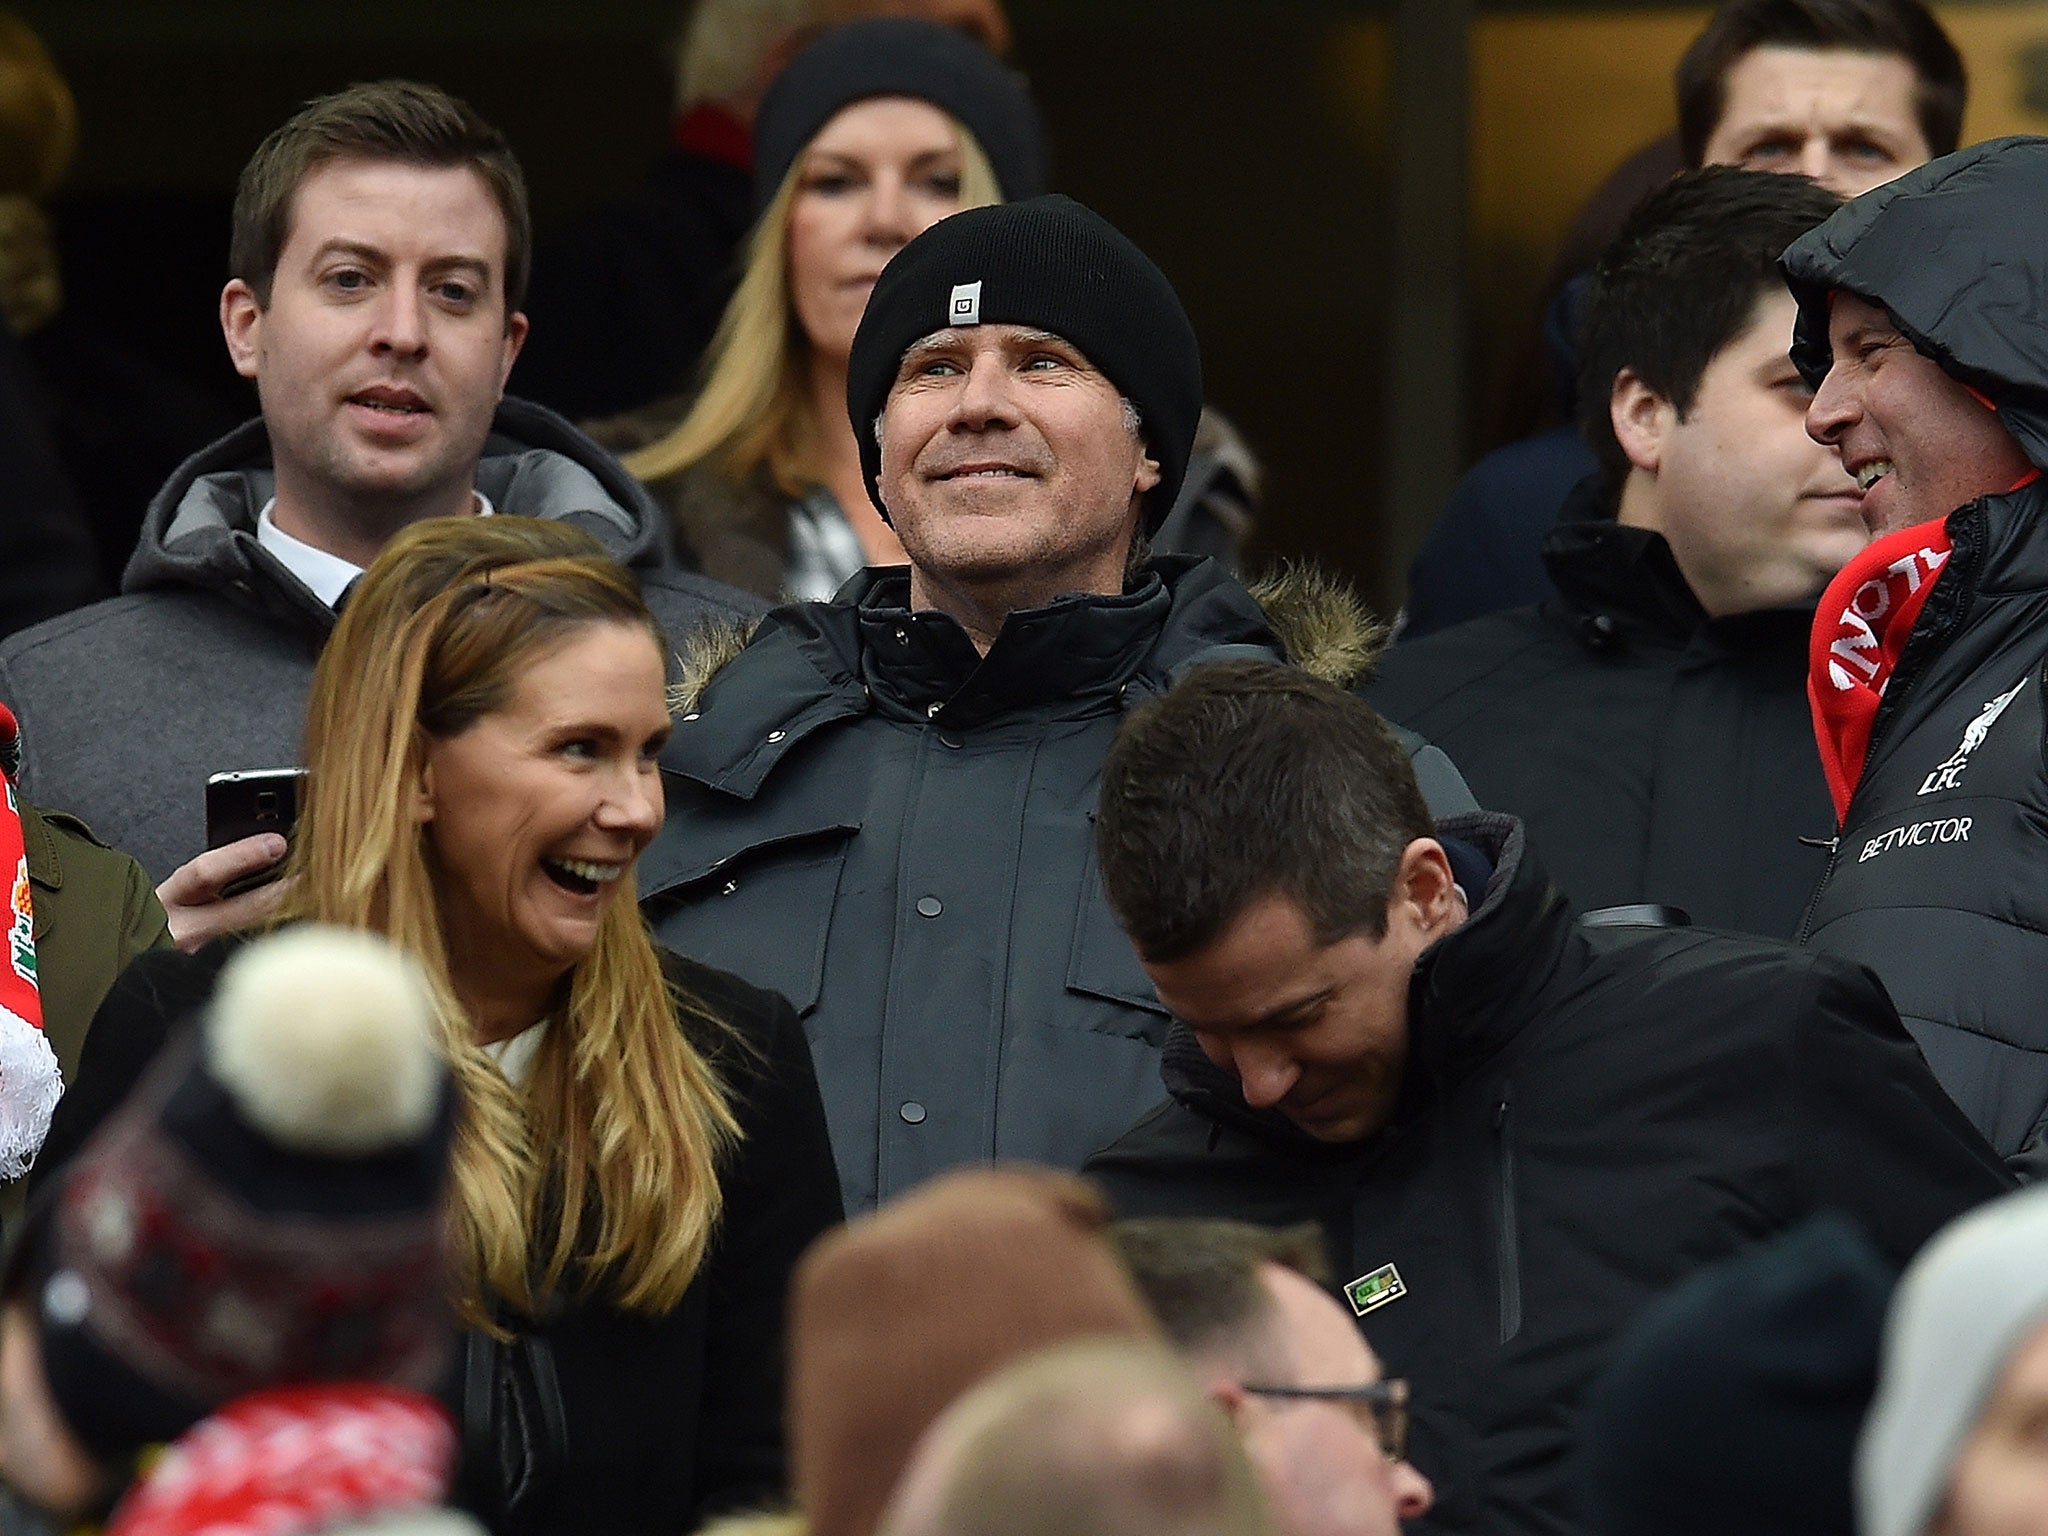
top-left (639, 194), bottom-right (1476, 1215)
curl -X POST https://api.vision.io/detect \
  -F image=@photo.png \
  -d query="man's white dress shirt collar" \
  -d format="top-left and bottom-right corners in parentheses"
top-left (255, 490), bottom-right (496, 609)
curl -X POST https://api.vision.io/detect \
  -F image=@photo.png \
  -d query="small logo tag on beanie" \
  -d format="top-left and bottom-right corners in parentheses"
top-left (949, 281), bottom-right (983, 327)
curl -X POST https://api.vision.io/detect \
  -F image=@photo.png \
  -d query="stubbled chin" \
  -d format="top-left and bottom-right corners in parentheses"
top-left (1859, 485), bottom-right (1924, 538)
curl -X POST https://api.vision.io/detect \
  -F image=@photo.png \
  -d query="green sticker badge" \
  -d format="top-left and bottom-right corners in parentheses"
top-left (1345, 1263), bottom-right (1407, 1318)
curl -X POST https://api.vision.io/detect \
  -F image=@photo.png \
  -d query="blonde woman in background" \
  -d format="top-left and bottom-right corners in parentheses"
top-left (595, 16), bottom-right (1046, 600)
top-left (32, 516), bottom-right (843, 1536)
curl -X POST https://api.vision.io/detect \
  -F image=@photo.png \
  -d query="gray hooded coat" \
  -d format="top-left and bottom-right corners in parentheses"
top-left (0, 397), bottom-right (763, 882)
top-left (641, 558), bottom-right (1476, 1213)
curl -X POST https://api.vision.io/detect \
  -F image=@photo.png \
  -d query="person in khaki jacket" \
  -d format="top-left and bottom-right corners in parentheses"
top-left (19, 802), bottom-right (169, 1082)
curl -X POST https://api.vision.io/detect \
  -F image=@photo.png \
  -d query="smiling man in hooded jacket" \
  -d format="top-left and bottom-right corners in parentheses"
top-left (636, 195), bottom-right (1475, 1215)
top-left (1783, 134), bottom-right (2048, 1177)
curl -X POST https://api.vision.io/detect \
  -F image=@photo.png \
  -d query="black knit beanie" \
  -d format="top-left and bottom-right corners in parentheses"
top-left (845, 194), bottom-right (1203, 528)
top-left (752, 17), bottom-right (1047, 213)
top-left (1574, 1215), bottom-right (1897, 1536)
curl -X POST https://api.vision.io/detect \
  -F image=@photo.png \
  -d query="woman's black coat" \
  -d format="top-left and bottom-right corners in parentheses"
top-left (32, 939), bottom-right (844, 1536)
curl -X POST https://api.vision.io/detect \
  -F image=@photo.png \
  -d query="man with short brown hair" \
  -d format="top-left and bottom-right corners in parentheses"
top-left (1086, 660), bottom-right (2009, 1536)
top-left (0, 80), bottom-right (757, 928)
top-left (1372, 169), bottom-right (1853, 939)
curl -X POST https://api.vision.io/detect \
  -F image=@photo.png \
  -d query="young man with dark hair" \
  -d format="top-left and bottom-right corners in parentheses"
top-left (1678, 0), bottom-right (1965, 194)
top-left (1401, 0), bottom-right (1961, 642)
top-left (0, 80), bottom-right (758, 933)
top-left (1372, 168), bottom-right (1852, 938)
top-left (1086, 660), bottom-right (2010, 1536)
top-left (1111, 1219), bottom-right (1434, 1536)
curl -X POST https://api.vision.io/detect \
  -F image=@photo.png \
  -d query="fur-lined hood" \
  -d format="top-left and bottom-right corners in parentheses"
top-left (1244, 562), bottom-right (1388, 689)
top-left (669, 560), bottom-right (1385, 714)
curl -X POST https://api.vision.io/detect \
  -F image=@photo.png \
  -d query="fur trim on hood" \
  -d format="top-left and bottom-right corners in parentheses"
top-left (1245, 562), bottom-right (1387, 688)
top-left (670, 614), bottom-right (763, 715)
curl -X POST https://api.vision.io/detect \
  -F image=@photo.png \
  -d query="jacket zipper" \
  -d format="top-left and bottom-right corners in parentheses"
top-left (1494, 1086), bottom-right (1522, 1345)
top-left (1797, 515), bottom-right (1983, 942)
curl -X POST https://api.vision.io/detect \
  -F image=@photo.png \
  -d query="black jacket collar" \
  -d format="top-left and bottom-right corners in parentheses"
top-left (1542, 474), bottom-right (1816, 654)
top-left (1542, 476), bottom-right (1704, 639)
top-left (1956, 480), bottom-right (2048, 599)
top-left (1160, 812), bottom-right (1584, 1157)
top-left (850, 566), bottom-right (1175, 726)
top-left (664, 556), bottom-right (1280, 797)
top-left (1866, 479), bottom-right (2048, 743)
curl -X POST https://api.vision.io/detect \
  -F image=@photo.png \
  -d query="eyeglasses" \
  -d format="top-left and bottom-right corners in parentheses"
top-left (1239, 1378), bottom-right (1410, 1462)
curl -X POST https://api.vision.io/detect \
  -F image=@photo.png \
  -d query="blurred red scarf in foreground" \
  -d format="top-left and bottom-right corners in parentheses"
top-left (0, 702), bottom-right (59, 1179)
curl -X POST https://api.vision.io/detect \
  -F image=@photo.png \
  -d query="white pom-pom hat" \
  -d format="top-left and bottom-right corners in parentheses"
top-left (32, 924), bottom-right (458, 1461)
top-left (207, 926), bottom-right (441, 1156)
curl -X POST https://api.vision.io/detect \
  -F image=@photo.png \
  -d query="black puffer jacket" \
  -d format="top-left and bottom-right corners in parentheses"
top-left (1782, 136), bottom-right (2048, 1175)
top-left (1368, 477), bottom-right (1832, 937)
top-left (1087, 814), bottom-right (2009, 1536)
top-left (639, 559), bottom-right (1476, 1214)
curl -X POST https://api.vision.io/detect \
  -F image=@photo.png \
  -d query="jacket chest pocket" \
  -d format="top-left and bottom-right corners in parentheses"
top-left (1062, 841), bottom-right (1172, 1048)
top-left (642, 825), bottom-right (857, 1017)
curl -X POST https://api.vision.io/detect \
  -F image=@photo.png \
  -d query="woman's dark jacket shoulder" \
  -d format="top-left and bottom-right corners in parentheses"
top-left (30, 940), bottom-right (220, 1193)
top-left (33, 938), bottom-right (839, 1236)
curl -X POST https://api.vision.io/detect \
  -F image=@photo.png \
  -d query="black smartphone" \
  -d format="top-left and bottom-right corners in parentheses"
top-left (205, 768), bottom-right (308, 897)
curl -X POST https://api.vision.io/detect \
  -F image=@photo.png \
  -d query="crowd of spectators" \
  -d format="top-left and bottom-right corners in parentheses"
top-left (0, 1), bottom-right (2043, 1534)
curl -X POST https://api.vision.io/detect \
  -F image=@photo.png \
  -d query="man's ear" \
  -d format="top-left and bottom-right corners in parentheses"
top-left (1390, 838), bottom-right (1460, 941)
top-left (220, 278), bottom-right (264, 382)
top-left (1610, 368), bottom-right (1675, 476)
top-left (497, 309), bottom-right (530, 395)
top-left (1133, 440), bottom-right (1162, 499)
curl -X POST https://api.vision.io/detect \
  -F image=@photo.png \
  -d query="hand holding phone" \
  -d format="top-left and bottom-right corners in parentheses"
top-left (158, 834), bottom-right (292, 952)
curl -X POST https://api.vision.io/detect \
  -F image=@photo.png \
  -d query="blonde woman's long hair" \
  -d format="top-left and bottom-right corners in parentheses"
top-left (280, 516), bottom-right (740, 1330)
top-left (624, 116), bottom-right (1003, 496)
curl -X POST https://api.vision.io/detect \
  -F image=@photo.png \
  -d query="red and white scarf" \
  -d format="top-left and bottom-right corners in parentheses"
top-left (1809, 519), bottom-right (1957, 822)
top-left (104, 1384), bottom-right (463, 1536)
top-left (1809, 456), bottom-right (2047, 821)
top-left (0, 703), bottom-right (60, 1179)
